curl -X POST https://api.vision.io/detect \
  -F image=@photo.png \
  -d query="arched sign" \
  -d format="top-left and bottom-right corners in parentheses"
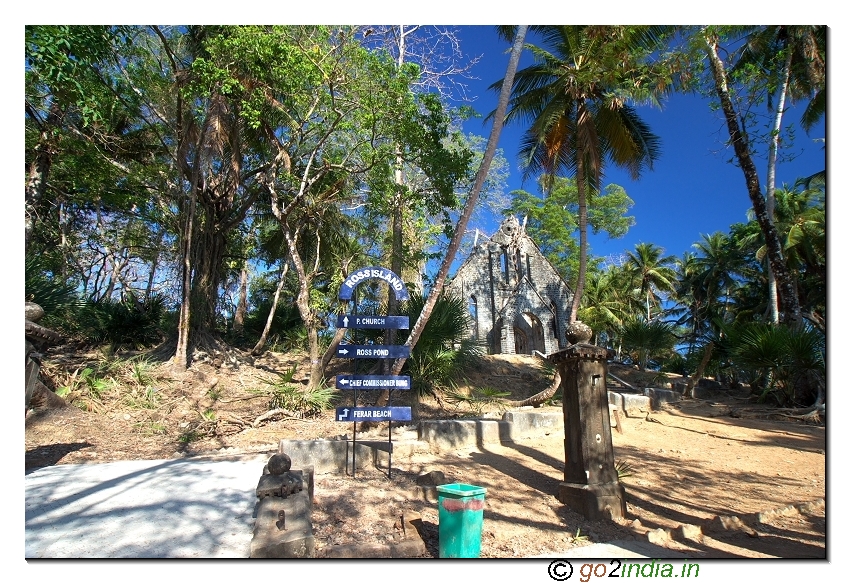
top-left (338, 266), bottom-right (410, 301)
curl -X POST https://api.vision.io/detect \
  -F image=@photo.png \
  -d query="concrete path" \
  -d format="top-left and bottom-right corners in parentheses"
top-left (25, 455), bottom-right (267, 558)
top-left (25, 452), bottom-right (686, 560)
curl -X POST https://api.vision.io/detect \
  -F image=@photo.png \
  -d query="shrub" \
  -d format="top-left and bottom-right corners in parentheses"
top-left (68, 295), bottom-right (167, 349)
top-left (398, 292), bottom-right (483, 397)
top-left (620, 318), bottom-right (677, 371)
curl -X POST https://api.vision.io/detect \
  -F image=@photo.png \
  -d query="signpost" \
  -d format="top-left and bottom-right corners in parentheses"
top-left (336, 315), bottom-right (409, 330)
top-left (335, 344), bottom-right (410, 359)
top-left (335, 407), bottom-right (413, 422)
top-left (336, 375), bottom-right (411, 390)
top-left (335, 266), bottom-right (412, 478)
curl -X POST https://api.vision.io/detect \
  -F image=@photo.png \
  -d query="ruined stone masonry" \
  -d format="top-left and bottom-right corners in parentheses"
top-left (447, 216), bottom-right (573, 355)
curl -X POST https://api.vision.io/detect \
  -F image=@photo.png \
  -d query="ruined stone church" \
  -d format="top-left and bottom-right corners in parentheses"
top-left (447, 216), bottom-right (573, 356)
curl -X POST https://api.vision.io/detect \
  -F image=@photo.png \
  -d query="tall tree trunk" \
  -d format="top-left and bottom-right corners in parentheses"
top-left (765, 41), bottom-right (793, 325)
top-left (279, 221), bottom-right (323, 390)
top-left (568, 152), bottom-right (588, 324)
top-left (252, 261), bottom-right (290, 355)
top-left (144, 229), bottom-right (165, 301)
top-left (704, 33), bottom-right (801, 326)
top-left (189, 201), bottom-right (229, 340)
top-left (375, 26), bottom-right (528, 407)
top-left (25, 102), bottom-right (63, 253)
top-left (174, 183), bottom-right (196, 370)
top-left (233, 265), bottom-right (248, 336)
top-left (685, 341), bottom-right (714, 398)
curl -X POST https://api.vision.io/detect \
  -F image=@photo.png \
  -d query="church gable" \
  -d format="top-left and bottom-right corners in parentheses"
top-left (447, 216), bottom-right (573, 355)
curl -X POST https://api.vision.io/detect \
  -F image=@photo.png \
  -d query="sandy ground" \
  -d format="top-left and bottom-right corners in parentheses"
top-left (26, 353), bottom-right (826, 559)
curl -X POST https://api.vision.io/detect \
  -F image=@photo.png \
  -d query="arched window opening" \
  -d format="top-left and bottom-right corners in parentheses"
top-left (468, 295), bottom-right (478, 340)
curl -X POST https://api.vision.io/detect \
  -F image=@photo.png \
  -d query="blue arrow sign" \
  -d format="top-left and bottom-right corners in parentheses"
top-left (335, 407), bottom-right (412, 422)
top-left (336, 315), bottom-right (410, 330)
top-left (336, 375), bottom-right (411, 390)
top-left (335, 344), bottom-right (410, 359)
top-left (339, 267), bottom-right (410, 301)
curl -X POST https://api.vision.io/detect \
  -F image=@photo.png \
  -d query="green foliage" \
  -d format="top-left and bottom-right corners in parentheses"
top-left (121, 357), bottom-right (160, 409)
top-left (572, 528), bottom-right (590, 543)
top-left (60, 362), bottom-right (119, 409)
top-left (124, 385), bottom-right (160, 410)
top-left (136, 421), bottom-right (167, 436)
top-left (398, 293), bottom-right (483, 397)
top-left (444, 384), bottom-right (511, 417)
top-left (66, 295), bottom-right (167, 349)
top-left (25, 255), bottom-right (81, 320)
top-left (660, 352), bottom-right (697, 377)
top-left (615, 459), bottom-right (635, 479)
top-left (179, 430), bottom-right (203, 444)
top-left (621, 318), bottom-right (677, 371)
top-left (721, 322), bottom-right (824, 406)
top-left (505, 178), bottom-right (635, 284)
top-left (254, 366), bottom-right (337, 417)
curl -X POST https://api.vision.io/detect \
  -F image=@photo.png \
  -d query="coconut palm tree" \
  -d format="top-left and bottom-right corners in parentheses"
top-left (733, 25), bottom-right (826, 323)
top-left (700, 26), bottom-right (825, 326)
top-left (625, 242), bottom-right (677, 322)
top-left (691, 232), bottom-right (746, 320)
top-left (496, 26), bottom-right (668, 324)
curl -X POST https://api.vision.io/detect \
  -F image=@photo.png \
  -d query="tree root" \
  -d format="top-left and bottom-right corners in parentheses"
top-left (731, 404), bottom-right (825, 424)
top-left (146, 334), bottom-right (254, 370)
top-left (252, 408), bottom-right (298, 428)
top-left (505, 369), bottom-right (561, 408)
top-left (776, 404), bottom-right (825, 424)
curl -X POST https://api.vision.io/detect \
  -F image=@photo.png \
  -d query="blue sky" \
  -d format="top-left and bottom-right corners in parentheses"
top-left (449, 26), bottom-right (826, 265)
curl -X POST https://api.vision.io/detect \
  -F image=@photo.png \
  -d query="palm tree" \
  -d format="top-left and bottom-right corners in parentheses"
top-left (578, 267), bottom-right (629, 348)
top-left (701, 26), bottom-right (824, 326)
top-left (691, 232), bottom-right (746, 320)
top-left (625, 242), bottom-right (677, 322)
top-left (620, 317), bottom-right (677, 372)
top-left (496, 26), bottom-right (667, 324)
top-left (733, 26), bottom-right (826, 323)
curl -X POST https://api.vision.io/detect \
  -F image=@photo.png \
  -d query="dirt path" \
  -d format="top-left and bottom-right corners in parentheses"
top-left (308, 403), bottom-right (825, 558)
top-left (25, 354), bottom-right (826, 558)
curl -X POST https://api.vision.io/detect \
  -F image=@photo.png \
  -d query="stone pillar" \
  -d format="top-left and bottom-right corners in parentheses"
top-left (548, 322), bottom-right (626, 521)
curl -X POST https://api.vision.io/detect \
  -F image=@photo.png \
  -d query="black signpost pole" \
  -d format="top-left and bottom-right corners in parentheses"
top-left (352, 287), bottom-right (358, 479)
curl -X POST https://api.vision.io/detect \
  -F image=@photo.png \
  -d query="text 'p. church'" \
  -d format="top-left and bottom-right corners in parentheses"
top-left (447, 216), bottom-right (573, 356)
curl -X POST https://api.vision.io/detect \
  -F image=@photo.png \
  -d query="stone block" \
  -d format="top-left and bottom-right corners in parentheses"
top-left (644, 388), bottom-right (681, 409)
top-left (647, 528), bottom-right (671, 545)
top-left (692, 385), bottom-right (717, 400)
top-left (608, 391), bottom-right (623, 410)
top-left (502, 410), bottom-right (562, 439)
top-left (419, 419), bottom-right (497, 451)
top-left (302, 465), bottom-right (314, 502)
top-left (675, 523), bottom-right (704, 544)
top-left (620, 393), bottom-right (651, 417)
top-left (279, 439), bottom-right (373, 475)
top-left (798, 498), bottom-right (825, 515)
top-left (704, 515), bottom-right (758, 538)
top-left (411, 485), bottom-right (439, 503)
top-left (671, 380), bottom-right (688, 395)
top-left (323, 543), bottom-right (390, 558)
top-left (391, 539), bottom-right (427, 558)
top-left (250, 492), bottom-right (314, 558)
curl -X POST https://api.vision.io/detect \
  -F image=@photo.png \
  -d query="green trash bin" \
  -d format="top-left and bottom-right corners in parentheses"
top-left (437, 483), bottom-right (487, 558)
